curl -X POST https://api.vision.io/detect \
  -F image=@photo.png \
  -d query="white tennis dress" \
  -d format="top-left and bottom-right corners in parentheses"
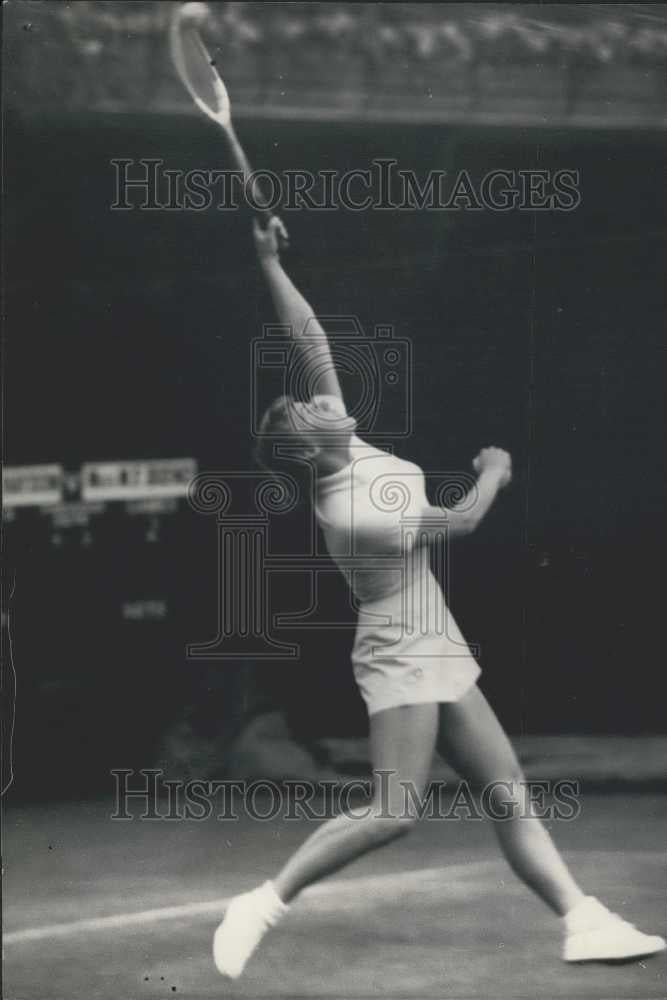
top-left (315, 435), bottom-right (481, 716)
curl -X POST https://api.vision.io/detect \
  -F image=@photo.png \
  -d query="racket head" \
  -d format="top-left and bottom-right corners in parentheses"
top-left (169, 8), bottom-right (231, 127)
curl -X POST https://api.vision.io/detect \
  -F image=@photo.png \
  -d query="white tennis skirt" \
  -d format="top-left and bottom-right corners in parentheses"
top-left (351, 568), bottom-right (481, 716)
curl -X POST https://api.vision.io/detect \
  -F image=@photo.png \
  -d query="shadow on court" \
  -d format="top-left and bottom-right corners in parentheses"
top-left (4, 793), bottom-right (665, 999)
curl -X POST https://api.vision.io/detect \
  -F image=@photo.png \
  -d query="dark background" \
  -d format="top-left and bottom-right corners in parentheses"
top-left (4, 110), bottom-right (667, 794)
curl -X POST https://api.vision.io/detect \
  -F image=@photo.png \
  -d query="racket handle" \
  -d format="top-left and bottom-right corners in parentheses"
top-left (223, 125), bottom-right (289, 248)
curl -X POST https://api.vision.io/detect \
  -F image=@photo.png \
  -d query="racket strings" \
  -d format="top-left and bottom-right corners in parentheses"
top-left (170, 21), bottom-right (228, 121)
top-left (169, 6), bottom-right (283, 232)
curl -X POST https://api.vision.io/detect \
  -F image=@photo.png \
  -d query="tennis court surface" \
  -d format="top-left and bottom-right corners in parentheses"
top-left (4, 791), bottom-right (665, 999)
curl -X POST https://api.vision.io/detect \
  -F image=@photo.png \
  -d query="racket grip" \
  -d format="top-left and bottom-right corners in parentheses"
top-left (258, 211), bottom-right (290, 249)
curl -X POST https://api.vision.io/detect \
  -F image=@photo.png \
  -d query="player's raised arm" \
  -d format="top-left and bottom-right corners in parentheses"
top-left (419, 447), bottom-right (512, 539)
top-left (253, 217), bottom-right (345, 403)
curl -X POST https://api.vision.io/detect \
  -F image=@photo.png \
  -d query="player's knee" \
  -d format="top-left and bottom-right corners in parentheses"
top-left (369, 806), bottom-right (416, 843)
top-left (382, 814), bottom-right (416, 842)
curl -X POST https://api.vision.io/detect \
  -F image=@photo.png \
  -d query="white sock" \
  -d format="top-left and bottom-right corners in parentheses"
top-left (212, 880), bottom-right (290, 979)
top-left (254, 880), bottom-right (289, 927)
top-left (562, 896), bottom-right (606, 932)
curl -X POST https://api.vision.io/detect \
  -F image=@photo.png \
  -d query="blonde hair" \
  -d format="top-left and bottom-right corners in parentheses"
top-left (254, 394), bottom-right (299, 471)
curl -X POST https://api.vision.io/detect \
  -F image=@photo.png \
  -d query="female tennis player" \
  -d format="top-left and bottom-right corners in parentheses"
top-left (213, 216), bottom-right (664, 978)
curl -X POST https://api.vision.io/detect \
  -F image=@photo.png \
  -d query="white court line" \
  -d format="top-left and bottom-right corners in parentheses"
top-left (4, 862), bottom-right (495, 946)
top-left (4, 898), bottom-right (231, 944)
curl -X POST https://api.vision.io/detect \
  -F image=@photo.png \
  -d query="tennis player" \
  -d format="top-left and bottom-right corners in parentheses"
top-left (213, 216), bottom-right (665, 977)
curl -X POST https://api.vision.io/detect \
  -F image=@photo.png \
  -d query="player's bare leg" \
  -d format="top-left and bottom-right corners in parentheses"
top-left (213, 703), bottom-right (439, 978)
top-left (438, 685), bottom-right (665, 961)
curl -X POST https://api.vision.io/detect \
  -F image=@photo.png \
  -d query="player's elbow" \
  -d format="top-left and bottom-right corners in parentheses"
top-left (421, 507), bottom-right (477, 539)
top-left (449, 512), bottom-right (478, 537)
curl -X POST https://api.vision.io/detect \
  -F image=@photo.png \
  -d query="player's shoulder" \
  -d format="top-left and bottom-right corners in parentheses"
top-left (352, 436), bottom-right (423, 473)
top-left (350, 435), bottom-right (392, 461)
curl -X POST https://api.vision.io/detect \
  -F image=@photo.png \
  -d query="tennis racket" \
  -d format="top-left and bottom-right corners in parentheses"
top-left (169, 3), bottom-right (288, 245)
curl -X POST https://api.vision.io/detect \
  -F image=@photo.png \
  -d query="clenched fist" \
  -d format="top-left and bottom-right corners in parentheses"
top-left (472, 446), bottom-right (512, 488)
top-left (253, 216), bottom-right (289, 260)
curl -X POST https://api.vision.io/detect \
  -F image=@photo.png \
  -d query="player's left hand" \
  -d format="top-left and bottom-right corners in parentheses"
top-left (472, 446), bottom-right (512, 488)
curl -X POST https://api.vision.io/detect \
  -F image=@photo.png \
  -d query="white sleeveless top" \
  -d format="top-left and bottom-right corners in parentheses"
top-left (314, 435), bottom-right (432, 604)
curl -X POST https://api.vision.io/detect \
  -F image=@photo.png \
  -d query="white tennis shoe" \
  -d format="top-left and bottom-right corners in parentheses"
top-left (563, 896), bottom-right (665, 962)
top-left (213, 881), bottom-right (289, 979)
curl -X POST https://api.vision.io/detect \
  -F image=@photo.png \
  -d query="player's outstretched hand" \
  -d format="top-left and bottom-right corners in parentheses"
top-left (472, 446), bottom-right (512, 488)
top-left (253, 216), bottom-right (289, 260)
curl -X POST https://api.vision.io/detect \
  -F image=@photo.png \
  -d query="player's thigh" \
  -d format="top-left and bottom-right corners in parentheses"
top-left (369, 702), bottom-right (439, 813)
top-left (437, 685), bottom-right (523, 787)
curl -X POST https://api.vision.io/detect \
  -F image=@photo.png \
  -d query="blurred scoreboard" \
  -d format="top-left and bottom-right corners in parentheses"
top-left (3, 458), bottom-right (197, 545)
top-left (2, 464), bottom-right (65, 507)
top-left (80, 458), bottom-right (196, 502)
